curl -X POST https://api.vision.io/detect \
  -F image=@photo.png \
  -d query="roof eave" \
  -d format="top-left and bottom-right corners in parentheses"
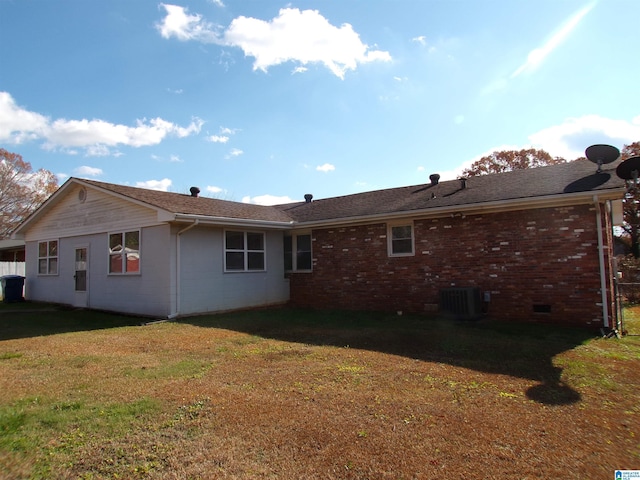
top-left (288, 188), bottom-right (626, 229)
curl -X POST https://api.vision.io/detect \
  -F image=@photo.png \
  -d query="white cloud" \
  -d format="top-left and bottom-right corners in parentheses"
top-left (156, 4), bottom-right (220, 42)
top-left (84, 144), bottom-right (112, 157)
top-left (206, 185), bottom-right (224, 194)
top-left (511, 2), bottom-right (595, 78)
top-left (225, 8), bottom-right (391, 79)
top-left (412, 36), bottom-right (427, 46)
top-left (0, 91), bottom-right (48, 144)
top-left (208, 126), bottom-right (238, 143)
top-left (227, 148), bottom-right (243, 158)
top-left (135, 178), bottom-right (172, 191)
top-left (0, 91), bottom-right (203, 155)
top-left (157, 6), bottom-right (391, 79)
top-left (242, 194), bottom-right (295, 206)
top-left (169, 155), bottom-right (183, 163)
top-left (74, 166), bottom-right (103, 177)
top-left (292, 66), bottom-right (308, 75)
top-left (316, 163), bottom-right (335, 173)
top-left (443, 114), bottom-right (640, 180)
top-left (207, 135), bottom-right (229, 143)
top-left (528, 114), bottom-right (640, 160)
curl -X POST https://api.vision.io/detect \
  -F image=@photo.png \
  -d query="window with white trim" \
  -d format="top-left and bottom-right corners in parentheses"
top-left (109, 230), bottom-right (140, 274)
top-left (225, 231), bottom-right (265, 271)
top-left (284, 233), bottom-right (312, 271)
top-left (388, 223), bottom-right (414, 256)
top-left (38, 240), bottom-right (58, 275)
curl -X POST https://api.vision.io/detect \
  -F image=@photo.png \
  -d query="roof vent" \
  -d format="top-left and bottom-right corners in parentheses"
top-left (460, 178), bottom-right (467, 189)
top-left (189, 186), bottom-right (200, 197)
top-left (429, 174), bottom-right (440, 185)
top-left (304, 194), bottom-right (313, 203)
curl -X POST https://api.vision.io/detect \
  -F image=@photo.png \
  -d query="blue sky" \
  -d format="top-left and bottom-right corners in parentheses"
top-left (1, 0), bottom-right (639, 204)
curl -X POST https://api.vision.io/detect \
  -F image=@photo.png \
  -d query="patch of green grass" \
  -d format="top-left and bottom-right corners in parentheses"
top-left (0, 351), bottom-right (22, 360)
top-left (0, 396), bottom-right (161, 462)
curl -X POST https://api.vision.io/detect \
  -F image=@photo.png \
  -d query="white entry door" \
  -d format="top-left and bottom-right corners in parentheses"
top-left (73, 246), bottom-right (88, 307)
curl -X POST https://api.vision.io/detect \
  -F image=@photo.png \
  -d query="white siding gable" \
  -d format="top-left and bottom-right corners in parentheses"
top-left (25, 184), bottom-right (164, 241)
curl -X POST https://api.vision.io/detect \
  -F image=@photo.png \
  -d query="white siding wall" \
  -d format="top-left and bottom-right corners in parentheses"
top-left (25, 184), bottom-right (161, 241)
top-left (177, 226), bottom-right (289, 315)
top-left (92, 224), bottom-right (172, 317)
top-left (25, 225), bottom-right (172, 317)
top-left (21, 182), bottom-right (289, 317)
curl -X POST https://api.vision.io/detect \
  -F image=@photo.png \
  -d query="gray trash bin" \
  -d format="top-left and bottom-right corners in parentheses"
top-left (1, 275), bottom-right (25, 303)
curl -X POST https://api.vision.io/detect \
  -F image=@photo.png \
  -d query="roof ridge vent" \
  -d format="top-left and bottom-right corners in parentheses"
top-left (189, 186), bottom-right (200, 197)
top-left (304, 194), bottom-right (313, 203)
top-left (429, 174), bottom-right (440, 185)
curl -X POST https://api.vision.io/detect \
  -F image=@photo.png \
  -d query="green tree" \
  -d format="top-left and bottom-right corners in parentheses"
top-left (0, 149), bottom-right (58, 239)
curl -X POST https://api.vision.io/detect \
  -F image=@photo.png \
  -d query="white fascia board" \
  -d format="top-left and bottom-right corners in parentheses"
top-left (289, 188), bottom-right (626, 230)
top-left (173, 213), bottom-right (294, 230)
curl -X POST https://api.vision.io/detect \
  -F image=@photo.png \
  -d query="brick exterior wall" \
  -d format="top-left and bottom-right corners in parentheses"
top-left (288, 203), bottom-right (617, 327)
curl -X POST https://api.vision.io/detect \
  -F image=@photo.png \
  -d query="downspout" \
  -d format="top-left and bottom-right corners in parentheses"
top-left (168, 220), bottom-right (199, 319)
top-left (594, 197), bottom-right (610, 329)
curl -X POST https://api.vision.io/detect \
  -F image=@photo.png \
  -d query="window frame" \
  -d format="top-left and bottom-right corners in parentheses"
top-left (108, 229), bottom-right (141, 275)
top-left (37, 239), bottom-right (59, 275)
top-left (224, 230), bottom-right (266, 272)
top-left (387, 222), bottom-right (415, 257)
top-left (284, 232), bottom-right (312, 272)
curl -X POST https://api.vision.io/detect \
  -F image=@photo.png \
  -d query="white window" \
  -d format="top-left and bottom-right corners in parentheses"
top-left (388, 223), bottom-right (414, 256)
top-left (38, 240), bottom-right (58, 275)
top-left (284, 233), bottom-right (312, 271)
top-left (225, 231), bottom-right (265, 271)
top-left (109, 230), bottom-right (140, 274)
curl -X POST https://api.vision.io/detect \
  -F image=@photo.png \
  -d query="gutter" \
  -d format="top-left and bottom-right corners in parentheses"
top-left (173, 213), bottom-right (294, 230)
top-left (594, 196), bottom-right (610, 329)
top-left (168, 219), bottom-right (199, 319)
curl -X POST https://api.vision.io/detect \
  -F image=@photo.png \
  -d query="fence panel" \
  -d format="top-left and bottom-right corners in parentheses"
top-left (0, 262), bottom-right (26, 277)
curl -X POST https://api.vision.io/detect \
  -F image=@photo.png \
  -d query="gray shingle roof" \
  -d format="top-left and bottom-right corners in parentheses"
top-left (79, 179), bottom-right (294, 223)
top-left (277, 159), bottom-right (625, 223)
top-left (79, 159), bottom-right (625, 226)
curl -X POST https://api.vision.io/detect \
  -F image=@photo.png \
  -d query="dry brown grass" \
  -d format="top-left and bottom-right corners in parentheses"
top-left (0, 305), bottom-right (639, 479)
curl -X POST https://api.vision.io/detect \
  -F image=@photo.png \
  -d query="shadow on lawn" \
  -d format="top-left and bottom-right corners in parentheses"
top-left (181, 308), bottom-right (596, 406)
top-left (0, 302), bottom-right (141, 341)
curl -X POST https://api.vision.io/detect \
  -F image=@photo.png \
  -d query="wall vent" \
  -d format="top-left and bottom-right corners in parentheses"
top-left (440, 287), bottom-right (482, 320)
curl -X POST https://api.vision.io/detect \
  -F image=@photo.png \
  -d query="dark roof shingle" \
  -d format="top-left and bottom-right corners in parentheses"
top-left (79, 159), bottom-right (625, 226)
top-left (277, 159), bottom-right (625, 223)
top-left (79, 179), bottom-right (294, 223)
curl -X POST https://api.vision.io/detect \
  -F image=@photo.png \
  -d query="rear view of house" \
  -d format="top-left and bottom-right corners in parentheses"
top-left (12, 158), bottom-right (626, 329)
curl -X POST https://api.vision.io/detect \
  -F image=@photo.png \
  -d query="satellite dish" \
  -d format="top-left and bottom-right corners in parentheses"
top-left (616, 156), bottom-right (640, 181)
top-left (585, 144), bottom-right (620, 173)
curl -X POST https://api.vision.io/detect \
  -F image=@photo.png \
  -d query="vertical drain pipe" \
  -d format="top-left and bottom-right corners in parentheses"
top-left (168, 220), bottom-right (199, 319)
top-left (594, 197), bottom-right (610, 329)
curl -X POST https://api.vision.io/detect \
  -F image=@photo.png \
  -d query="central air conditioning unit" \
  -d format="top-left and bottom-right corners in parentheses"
top-left (440, 287), bottom-right (482, 320)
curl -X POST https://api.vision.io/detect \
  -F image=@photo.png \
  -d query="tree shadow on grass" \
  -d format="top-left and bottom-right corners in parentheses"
top-left (180, 308), bottom-right (595, 406)
top-left (0, 303), bottom-right (142, 341)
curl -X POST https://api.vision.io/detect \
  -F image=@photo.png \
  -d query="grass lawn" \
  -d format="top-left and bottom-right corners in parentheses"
top-left (0, 303), bottom-right (639, 479)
